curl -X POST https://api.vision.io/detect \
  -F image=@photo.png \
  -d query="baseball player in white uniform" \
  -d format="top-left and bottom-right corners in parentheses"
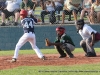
top-left (11, 9), bottom-right (45, 62)
top-left (76, 19), bottom-right (100, 57)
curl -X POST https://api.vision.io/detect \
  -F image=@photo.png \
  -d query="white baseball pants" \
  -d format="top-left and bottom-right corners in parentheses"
top-left (13, 32), bottom-right (44, 59)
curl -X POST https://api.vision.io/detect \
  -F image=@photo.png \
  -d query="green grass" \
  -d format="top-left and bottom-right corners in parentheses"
top-left (0, 49), bottom-right (58, 56)
top-left (0, 48), bottom-right (100, 75)
top-left (0, 64), bottom-right (100, 75)
top-left (0, 48), bottom-right (99, 56)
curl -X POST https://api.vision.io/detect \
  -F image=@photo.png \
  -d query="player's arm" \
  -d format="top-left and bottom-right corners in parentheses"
top-left (32, 2), bottom-right (36, 11)
top-left (30, 14), bottom-right (37, 23)
top-left (50, 42), bottom-right (63, 46)
top-left (45, 38), bottom-right (63, 46)
top-left (33, 18), bottom-right (37, 23)
top-left (91, 32), bottom-right (95, 46)
top-left (85, 26), bottom-right (96, 46)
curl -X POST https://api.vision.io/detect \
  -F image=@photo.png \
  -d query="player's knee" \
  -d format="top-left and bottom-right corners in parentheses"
top-left (16, 44), bottom-right (21, 48)
top-left (80, 40), bottom-right (86, 47)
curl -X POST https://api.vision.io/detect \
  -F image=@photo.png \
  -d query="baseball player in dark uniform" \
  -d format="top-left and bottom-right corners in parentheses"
top-left (45, 26), bottom-right (75, 58)
top-left (11, 9), bottom-right (45, 62)
top-left (76, 19), bottom-right (100, 57)
top-left (53, 27), bottom-right (75, 58)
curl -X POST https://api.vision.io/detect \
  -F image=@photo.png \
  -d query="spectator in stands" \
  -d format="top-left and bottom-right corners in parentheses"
top-left (40, 0), bottom-right (56, 24)
top-left (80, 0), bottom-right (92, 22)
top-left (0, 0), bottom-right (6, 11)
top-left (92, 0), bottom-right (96, 3)
top-left (61, 0), bottom-right (82, 24)
top-left (32, 0), bottom-right (37, 4)
top-left (21, 0), bottom-right (36, 16)
top-left (40, 0), bottom-right (45, 10)
top-left (0, 0), bottom-right (6, 16)
top-left (31, 0), bottom-right (37, 10)
top-left (89, 0), bottom-right (100, 24)
top-left (1, 0), bottom-right (22, 26)
top-left (53, 0), bottom-right (64, 23)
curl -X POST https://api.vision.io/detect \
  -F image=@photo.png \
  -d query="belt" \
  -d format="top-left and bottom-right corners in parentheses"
top-left (25, 31), bottom-right (33, 33)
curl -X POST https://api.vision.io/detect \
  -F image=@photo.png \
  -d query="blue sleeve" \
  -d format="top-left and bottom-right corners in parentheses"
top-left (30, 15), bottom-right (37, 23)
top-left (33, 17), bottom-right (37, 23)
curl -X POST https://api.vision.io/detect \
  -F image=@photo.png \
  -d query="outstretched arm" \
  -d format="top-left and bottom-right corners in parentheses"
top-left (45, 39), bottom-right (62, 46)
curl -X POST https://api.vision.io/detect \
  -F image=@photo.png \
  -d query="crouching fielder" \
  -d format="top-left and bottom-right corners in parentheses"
top-left (11, 9), bottom-right (45, 62)
top-left (45, 26), bottom-right (75, 58)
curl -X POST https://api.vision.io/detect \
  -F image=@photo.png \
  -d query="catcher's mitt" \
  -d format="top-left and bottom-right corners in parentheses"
top-left (45, 38), bottom-right (52, 46)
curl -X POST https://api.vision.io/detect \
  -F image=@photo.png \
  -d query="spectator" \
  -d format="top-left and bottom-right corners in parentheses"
top-left (53, 0), bottom-right (64, 23)
top-left (92, 0), bottom-right (96, 3)
top-left (0, 0), bottom-right (6, 16)
top-left (89, 0), bottom-right (100, 24)
top-left (61, 0), bottom-right (82, 24)
top-left (31, 0), bottom-right (37, 4)
top-left (31, 0), bottom-right (37, 11)
top-left (21, 0), bottom-right (36, 16)
top-left (40, 0), bottom-right (56, 24)
top-left (0, 0), bottom-right (6, 11)
top-left (1, 0), bottom-right (22, 26)
top-left (80, 0), bottom-right (92, 22)
top-left (39, 0), bottom-right (45, 10)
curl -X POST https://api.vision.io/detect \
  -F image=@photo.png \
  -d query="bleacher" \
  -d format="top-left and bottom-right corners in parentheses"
top-left (34, 6), bottom-right (90, 25)
top-left (0, 2), bottom-right (92, 26)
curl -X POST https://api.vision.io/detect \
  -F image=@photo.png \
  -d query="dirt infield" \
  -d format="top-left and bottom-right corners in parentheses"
top-left (0, 53), bottom-right (100, 70)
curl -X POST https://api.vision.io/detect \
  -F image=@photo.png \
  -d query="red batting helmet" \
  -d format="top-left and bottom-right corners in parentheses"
top-left (20, 9), bottom-right (27, 18)
top-left (56, 27), bottom-right (65, 35)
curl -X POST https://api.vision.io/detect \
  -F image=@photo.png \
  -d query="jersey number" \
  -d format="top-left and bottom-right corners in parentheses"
top-left (24, 21), bottom-right (33, 28)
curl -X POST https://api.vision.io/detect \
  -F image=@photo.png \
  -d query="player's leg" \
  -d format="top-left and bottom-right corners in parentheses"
top-left (63, 43), bottom-right (74, 58)
top-left (86, 38), bottom-right (96, 57)
top-left (29, 34), bottom-right (45, 59)
top-left (80, 40), bottom-right (87, 53)
top-left (12, 34), bottom-right (28, 60)
top-left (54, 45), bottom-right (66, 58)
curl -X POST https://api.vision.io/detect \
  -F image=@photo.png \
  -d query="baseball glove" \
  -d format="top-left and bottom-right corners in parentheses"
top-left (45, 38), bottom-right (52, 46)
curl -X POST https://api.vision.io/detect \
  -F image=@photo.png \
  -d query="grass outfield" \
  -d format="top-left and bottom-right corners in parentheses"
top-left (0, 65), bottom-right (100, 75)
top-left (0, 48), bottom-right (100, 56)
top-left (0, 48), bottom-right (100, 75)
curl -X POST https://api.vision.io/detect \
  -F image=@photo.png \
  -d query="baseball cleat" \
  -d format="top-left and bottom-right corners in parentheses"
top-left (41, 56), bottom-right (46, 60)
top-left (59, 54), bottom-right (66, 58)
top-left (11, 58), bottom-right (17, 62)
top-left (59, 55), bottom-right (66, 58)
top-left (85, 52), bottom-right (97, 57)
top-left (69, 54), bottom-right (74, 58)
